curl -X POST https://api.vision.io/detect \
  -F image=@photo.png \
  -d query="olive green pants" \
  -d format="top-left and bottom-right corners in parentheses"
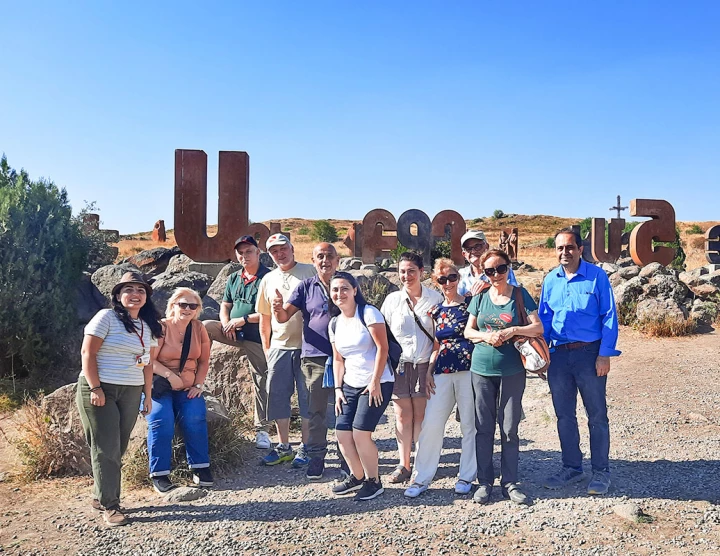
top-left (76, 376), bottom-right (142, 509)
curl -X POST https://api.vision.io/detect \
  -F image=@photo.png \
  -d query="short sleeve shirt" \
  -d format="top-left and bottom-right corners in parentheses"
top-left (222, 265), bottom-right (271, 344)
top-left (82, 309), bottom-right (159, 386)
top-left (287, 275), bottom-right (332, 358)
top-left (431, 299), bottom-right (474, 374)
top-left (329, 305), bottom-right (394, 389)
top-left (381, 286), bottom-right (443, 364)
top-left (468, 287), bottom-right (538, 377)
top-left (256, 262), bottom-right (317, 349)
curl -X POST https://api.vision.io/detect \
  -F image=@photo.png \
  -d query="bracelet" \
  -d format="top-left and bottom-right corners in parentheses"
top-left (334, 386), bottom-right (343, 390)
top-left (89, 386), bottom-right (102, 392)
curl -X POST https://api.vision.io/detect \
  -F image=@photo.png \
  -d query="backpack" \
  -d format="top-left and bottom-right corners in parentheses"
top-left (330, 304), bottom-right (402, 371)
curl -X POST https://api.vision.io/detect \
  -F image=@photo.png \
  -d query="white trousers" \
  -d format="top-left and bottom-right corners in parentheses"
top-left (411, 371), bottom-right (477, 486)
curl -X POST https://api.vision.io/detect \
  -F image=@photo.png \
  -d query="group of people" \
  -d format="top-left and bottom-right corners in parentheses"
top-left (76, 226), bottom-right (620, 526)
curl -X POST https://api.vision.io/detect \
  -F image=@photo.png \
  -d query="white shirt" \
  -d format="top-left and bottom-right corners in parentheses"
top-left (82, 309), bottom-right (159, 386)
top-left (381, 286), bottom-right (443, 365)
top-left (329, 305), bottom-right (394, 389)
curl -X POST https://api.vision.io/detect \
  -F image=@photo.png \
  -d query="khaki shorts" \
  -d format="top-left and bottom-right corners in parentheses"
top-left (393, 362), bottom-right (429, 399)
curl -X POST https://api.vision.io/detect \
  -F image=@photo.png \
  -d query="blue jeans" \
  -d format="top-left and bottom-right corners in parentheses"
top-left (548, 342), bottom-right (609, 473)
top-left (146, 390), bottom-right (210, 477)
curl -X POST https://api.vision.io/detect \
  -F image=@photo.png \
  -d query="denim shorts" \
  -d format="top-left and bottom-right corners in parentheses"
top-left (336, 382), bottom-right (393, 432)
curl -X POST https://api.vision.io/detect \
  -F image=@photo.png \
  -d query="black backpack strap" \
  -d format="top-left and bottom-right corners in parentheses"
top-left (178, 322), bottom-right (193, 374)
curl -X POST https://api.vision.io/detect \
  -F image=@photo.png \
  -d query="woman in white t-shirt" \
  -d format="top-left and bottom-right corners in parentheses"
top-left (328, 272), bottom-right (394, 501)
top-left (76, 272), bottom-right (163, 527)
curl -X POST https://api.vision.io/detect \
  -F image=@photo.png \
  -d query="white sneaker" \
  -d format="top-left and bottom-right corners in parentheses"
top-left (454, 479), bottom-right (473, 495)
top-left (255, 431), bottom-right (271, 450)
top-left (404, 482), bottom-right (428, 498)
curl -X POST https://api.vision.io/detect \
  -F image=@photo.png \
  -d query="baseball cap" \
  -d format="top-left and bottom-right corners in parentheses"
top-left (460, 230), bottom-right (486, 247)
top-left (234, 235), bottom-right (258, 249)
top-left (266, 233), bottom-right (291, 250)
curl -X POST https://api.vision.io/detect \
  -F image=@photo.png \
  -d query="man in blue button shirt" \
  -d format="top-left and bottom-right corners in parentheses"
top-left (538, 228), bottom-right (621, 496)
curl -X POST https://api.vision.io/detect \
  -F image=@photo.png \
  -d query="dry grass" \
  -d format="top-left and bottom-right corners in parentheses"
top-left (123, 407), bottom-right (254, 489)
top-left (636, 315), bottom-right (698, 337)
top-left (12, 397), bottom-right (90, 482)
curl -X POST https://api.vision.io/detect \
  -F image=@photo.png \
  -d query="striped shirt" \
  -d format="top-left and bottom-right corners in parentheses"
top-left (82, 309), bottom-right (159, 386)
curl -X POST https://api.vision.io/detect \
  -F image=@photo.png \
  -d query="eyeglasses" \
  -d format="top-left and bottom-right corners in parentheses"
top-left (177, 302), bottom-right (199, 310)
top-left (483, 264), bottom-right (509, 277)
top-left (463, 243), bottom-right (486, 253)
top-left (437, 274), bottom-right (459, 285)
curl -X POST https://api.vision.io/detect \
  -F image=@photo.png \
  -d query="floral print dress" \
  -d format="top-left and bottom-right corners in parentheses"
top-left (431, 298), bottom-right (474, 374)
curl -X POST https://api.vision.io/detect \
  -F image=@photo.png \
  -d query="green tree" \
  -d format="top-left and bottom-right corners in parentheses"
top-left (0, 155), bottom-right (88, 381)
top-left (310, 220), bottom-right (338, 243)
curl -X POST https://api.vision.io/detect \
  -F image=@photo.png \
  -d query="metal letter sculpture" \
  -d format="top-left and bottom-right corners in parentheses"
top-left (706, 225), bottom-right (720, 264)
top-left (361, 209), bottom-right (397, 263)
top-left (431, 210), bottom-right (466, 266)
top-left (397, 209), bottom-right (433, 268)
top-left (590, 218), bottom-right (625, 263)
top-left (629, 199), bottom-right (676, 267)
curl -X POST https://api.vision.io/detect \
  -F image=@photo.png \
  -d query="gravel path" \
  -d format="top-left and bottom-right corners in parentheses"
top-left (1, 328), bottom-right (719, 555)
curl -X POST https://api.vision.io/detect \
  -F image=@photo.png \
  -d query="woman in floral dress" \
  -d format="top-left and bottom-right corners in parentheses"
top-left (403, 258), bottom-right (477, 498)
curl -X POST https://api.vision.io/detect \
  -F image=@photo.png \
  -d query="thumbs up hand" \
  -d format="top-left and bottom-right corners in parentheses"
top-left (271, 288), bottom-right (284, 312)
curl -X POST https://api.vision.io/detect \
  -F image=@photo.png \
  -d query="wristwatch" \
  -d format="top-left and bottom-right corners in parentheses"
top-left (194, 383), bottom-right (204, 390)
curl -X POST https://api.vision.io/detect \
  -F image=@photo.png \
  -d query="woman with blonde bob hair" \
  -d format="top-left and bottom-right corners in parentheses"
top-left (147, 287), bottom-right (213, 493)
top-left (404, 258), bottom-right (477, 498)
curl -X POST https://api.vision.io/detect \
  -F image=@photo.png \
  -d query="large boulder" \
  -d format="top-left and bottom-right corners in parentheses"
top-left (350, 270), bottom-right (400, 308)
top-left (636, 297), bottom-right (688, 322)
top-left (205, 263), bottom-right (243, 304)
top-left (339, 257), bottom-right (362, 271)
top-left (91, 263), bottom-right (142, 301)
top-left (702, 270), bottom-right (720, 287)
top-left (599, 262), bottom-right (619, 276)
top-left (166, 254), bottom-right (193, 275)
top-left (259, 253), bottom-right (276, 269)
top-left (691, 299), bottom-right (718, 324)
top-left (613, 276), bottom-right (644, 307)
top-left (643, 274), bottom-right (689, 304)
top-left (688, 282), bottom-right (720, 300)
top-left (678, 271), bottom-right (705, 288)
top-left (204, 343), bottom-right (256, 412)
top-left (76, 272), bottom-right (108, 323)
top-left (151, 271), bottom-right (214, 315)
top-left (617, 265), bottom-right (640, 280)
top-left (638, 262), bottom-right (667, 280)
top-left (609, 272), bottom-right (626, 288)
top-left (125, 246), bottom-right (182, 277)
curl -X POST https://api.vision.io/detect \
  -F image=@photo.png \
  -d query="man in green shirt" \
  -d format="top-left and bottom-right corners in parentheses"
top-left (203, 235), bottom-right (272, 449)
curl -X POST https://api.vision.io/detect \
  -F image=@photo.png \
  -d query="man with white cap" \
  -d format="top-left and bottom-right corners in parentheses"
top-left (458, 230), bottom-right (519, 296)
top-left (203, 235), bottom-right (273, 449)
top-left (256, 234), bottom-right (317, 466)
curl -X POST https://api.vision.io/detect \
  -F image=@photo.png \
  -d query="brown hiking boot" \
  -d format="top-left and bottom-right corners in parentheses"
top-left (103, 506), bottom-right (128, 527)
top-left (90, 499), bottom-right (103, 511)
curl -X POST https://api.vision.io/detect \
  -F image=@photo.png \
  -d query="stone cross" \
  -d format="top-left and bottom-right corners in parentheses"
top-left (610, 195), bottom-right (628, 219)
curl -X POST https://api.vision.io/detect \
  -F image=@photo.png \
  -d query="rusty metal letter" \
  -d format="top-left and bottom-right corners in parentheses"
top-left (706, 225), bottom-right (720, 264)
top-left (431, 210), bottom-right (466, 266)
top-left (397, 209), bottom-right (432, 268)
top-left (174, 150), bottom-right (249, 262)
top-left (343, 223), bottom-right (363, 258)
top-left (590, 218), bottom-right (625, 263)
top-left (629, 199), bottom-right (676, 267)
top-left (362, 209), bottom-right (397, 263)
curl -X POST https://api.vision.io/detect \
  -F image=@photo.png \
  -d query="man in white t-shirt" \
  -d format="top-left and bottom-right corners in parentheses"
top-left (256, 234), bottom-right (316, 467)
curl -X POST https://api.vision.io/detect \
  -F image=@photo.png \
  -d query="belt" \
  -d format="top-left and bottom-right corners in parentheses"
top-left (554, 340), bottom-right (599, 351)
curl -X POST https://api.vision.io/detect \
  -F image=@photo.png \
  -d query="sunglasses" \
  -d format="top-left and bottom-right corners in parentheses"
top-left (177, 302), bottom-right (199, 310)
top-left (483, 264), bottom-right (509, 277)
top-left (437, 274), bottom-right (459, 285)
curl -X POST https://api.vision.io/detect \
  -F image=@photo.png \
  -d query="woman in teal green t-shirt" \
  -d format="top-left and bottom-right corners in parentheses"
top-left (464, 249), bottom-right (543, 506)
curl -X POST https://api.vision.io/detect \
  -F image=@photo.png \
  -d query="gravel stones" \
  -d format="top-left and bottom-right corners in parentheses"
top-left (163, 487), bottom-right (208, 503)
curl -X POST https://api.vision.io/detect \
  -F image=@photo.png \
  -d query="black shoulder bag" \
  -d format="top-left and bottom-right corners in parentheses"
top-left (152, 323), bottom-right (193, 399)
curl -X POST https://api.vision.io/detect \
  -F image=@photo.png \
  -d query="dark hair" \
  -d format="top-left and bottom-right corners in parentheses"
top-left (399, 251), bottom-right (424, 270)
top-left (111, 296), bottom-right (164, 339)
top-left (328, 271), bottom-right (368, 317)
top-left (554, 227), bottom-right (582, 249)
top-left (479, 249), bottom-right (512, 267)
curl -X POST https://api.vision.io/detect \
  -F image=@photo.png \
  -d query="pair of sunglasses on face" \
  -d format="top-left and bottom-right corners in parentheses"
top-left (437, 274), bottom-right (459, 285)
top-left (177, 302), bottom-right (199, 310)
top-left (484, 264), bottom-right (509, 277)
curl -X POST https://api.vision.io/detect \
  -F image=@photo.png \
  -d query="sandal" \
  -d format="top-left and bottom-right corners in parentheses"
top-left (388, 465), bottom-right (411, 484)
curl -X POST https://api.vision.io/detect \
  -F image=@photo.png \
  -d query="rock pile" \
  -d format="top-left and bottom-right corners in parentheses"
top-left (604, 259), bottom-right (719, 325)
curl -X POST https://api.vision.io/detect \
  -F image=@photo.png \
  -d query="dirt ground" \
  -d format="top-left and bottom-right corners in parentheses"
top-left (1, 328), bottom-right (719, 555)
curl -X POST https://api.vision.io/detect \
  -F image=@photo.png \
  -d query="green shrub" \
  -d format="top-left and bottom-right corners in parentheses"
top-left (310, 220), bottom-right (338, 243)
top-left (0, 155), bottom-right (88, 382)
top-left (687, 224), bottom-right (704, 235)
top-left (544, 237), bottom-right (555, 249)
top-left (493, 209), bottom-right (505, 219)
top-left (390, 242), bottom-right (410, 265)
top-left (430, 240), bottom-right (452, 267)
top-left (298, 225), bottom-right (310, 236)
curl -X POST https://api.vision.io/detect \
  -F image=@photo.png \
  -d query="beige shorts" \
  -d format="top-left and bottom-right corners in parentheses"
top-left (393, 362), bottom-right (429, 399)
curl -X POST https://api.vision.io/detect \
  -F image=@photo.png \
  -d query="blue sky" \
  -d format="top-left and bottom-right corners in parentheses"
top-left (1, 1), bottom-right (719, 234)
